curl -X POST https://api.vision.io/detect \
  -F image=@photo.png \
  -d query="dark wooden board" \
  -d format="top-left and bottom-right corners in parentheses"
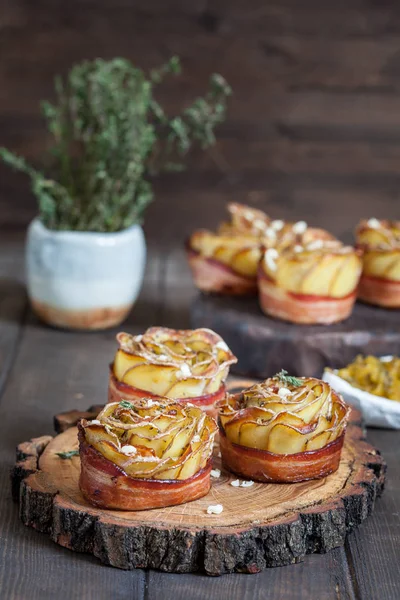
top-left (191, 294), bottom-right (400, 379)
top-left (11, 403), bottom-right (385, 576)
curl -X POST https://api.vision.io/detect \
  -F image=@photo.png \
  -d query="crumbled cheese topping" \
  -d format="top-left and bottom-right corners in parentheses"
top-left (156, 354), bottom-right (168, 361)
top-left (231, 479), bottom-right (255, 488)
top-left (192, 434), bottom-right (201, 443)
top-left (145, 399), bottom-right (155, 407)
top-left (240, 480), bottom-right (255, 487)
top-left (207, 504), bottom-right (224, 515)
top-left (244, 209), bottom-right (255, 220)
top-left (367, 218), bottom-right (381, 229)
top-left (307, 239), bottom-right (324, 251)
top-left (120, 445), bottom-right (137, 455)
top-left (264, 248), bottom-right (279, 272)
top-left (217, 451), bottom-right (221, 458)
top-left (293, 245), bottom-right (303, 253)
top-left (178, 363), bottom-right (191, 378)
top-left (265, 228), bottom-right (277, 240)
top-left (135, 334), bottom-right (143, 342)
top-left (210, 469), bottom-right (221, 478)
top-left (216, 340), bottom-right (229, 351)
top-left (254, 218), bottom-right (267, 229)
top-left (89, 419), bottom-right (101, 425)
top-left (278, 387), bottom-right (292, 398)
top-left (271, 219), bottom-right (284, 231)
top-left (293, 220), bottom-right (307, 234)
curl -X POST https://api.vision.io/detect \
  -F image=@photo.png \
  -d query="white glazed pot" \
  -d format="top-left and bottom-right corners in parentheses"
top-left (26, 218), bottom-right (146, 330)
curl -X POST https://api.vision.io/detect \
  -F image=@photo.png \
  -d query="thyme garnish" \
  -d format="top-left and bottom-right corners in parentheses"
top-left (119, 400), bottom-right (135, 409)
top-left (274, 369), bottom-right (302, 388)
top-left (0, 57), bottom-right (231, 233)
top-left (56, 449), bottom-right (79, 459)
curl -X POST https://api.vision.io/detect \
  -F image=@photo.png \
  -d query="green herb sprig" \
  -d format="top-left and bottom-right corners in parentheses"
top-left (119, 400), bottom-right (135, 409)
top-left (274, 370), bottom-right (303, 388)
top-left (56, 449), bottom-right (79, 459)
top-left (0, 57), bottom-right (231, 232)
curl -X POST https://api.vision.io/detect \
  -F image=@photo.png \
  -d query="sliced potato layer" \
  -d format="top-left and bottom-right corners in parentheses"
top-left (113, 327), bottom-right (237, 399)
top-left (82, 399), bottom-right (217, 480)
top-left (218, 376), bottom-right (349, 455)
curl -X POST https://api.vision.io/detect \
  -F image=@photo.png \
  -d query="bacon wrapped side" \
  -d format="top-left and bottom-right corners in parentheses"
top-left (79, 399), bottom-right (217, 510)
top-left (186, 232), bottom-right (261, 295)
top-left (217, 375), bottom-right (350, 483)
top-left (186, 203), bottom-right (271, 295)
top-left (258, 239), bottom-right (362, 324)
top-left (109, 327), bottom-right (237, 419)
top-left (356, 219), bottom-right (400, 308)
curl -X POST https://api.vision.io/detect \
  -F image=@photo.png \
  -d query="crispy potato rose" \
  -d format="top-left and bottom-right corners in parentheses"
top-left (109, 327), bottom-right (237, 418)
top-left (78, 398), bottom-right (217, 510)
top-left (356, 218), bottom-right (400, 307)
top-left (258, 239), bottom-right (362, 324)
top-left (187, 203), bottom-right (269, 295)
top-left (187, 230), bottom-right (263, 295)
top-left (186, 202), bottom-right (335, 295)
top-left (218, 374), bottom-right (350, 483)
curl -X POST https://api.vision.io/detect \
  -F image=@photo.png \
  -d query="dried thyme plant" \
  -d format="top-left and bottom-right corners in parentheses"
top-left (0, 57), bottom-right (231, 232)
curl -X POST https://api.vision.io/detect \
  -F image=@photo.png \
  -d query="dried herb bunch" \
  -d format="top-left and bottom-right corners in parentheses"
top-left (0, 57), bottom-right (231, 232)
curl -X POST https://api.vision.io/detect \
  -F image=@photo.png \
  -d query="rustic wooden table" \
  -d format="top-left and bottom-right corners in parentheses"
top-left (0, 234), bottom-right (398, 600)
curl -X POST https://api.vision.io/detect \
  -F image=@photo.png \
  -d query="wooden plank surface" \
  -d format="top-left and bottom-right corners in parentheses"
top-left (345, 428), bottom-right (400, 600)
top-left (0, 235), bottom-right (27, 398)
top-left (147, 550), bottom-right (357, 600)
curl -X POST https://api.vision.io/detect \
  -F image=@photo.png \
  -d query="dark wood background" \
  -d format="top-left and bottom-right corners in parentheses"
top-left (1, 0), bottom-right (400, 249)
top-left (1, 2), bottom-right (400, 599)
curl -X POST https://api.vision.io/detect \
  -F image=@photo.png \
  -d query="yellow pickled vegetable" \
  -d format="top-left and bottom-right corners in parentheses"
top-left (337, 355), bottom-right (400, 401)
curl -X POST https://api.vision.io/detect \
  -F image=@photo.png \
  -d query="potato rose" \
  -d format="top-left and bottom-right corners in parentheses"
top-left (186, 203), bottom-right (270, 295)
top-left (356, 218), bottom-right (400, 308)
top-left (109, 327), bottom-right (237, 419)
top-left (218, 204), bottom-right (333, 249)
top-left (218, 372), bottom-right (350, 483)
top-left (186, 202), bottom-right (335, 295)
top-left (258, 239), bottom-right (362, 324)
top-left (187, 230), bottom-right (263, 295)
top-left (78, 398), bottom-right (217, 510)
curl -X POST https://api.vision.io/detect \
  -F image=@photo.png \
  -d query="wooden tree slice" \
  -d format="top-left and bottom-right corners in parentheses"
top-left (191, 293), bottom-right (400, 378)
top-left (11, 384), bottom-right (386, 576)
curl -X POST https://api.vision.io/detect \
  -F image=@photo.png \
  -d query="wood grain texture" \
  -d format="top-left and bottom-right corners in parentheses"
top-left (147, 549), bottom-right (358, 600)
top-left (0, 236), bottom-right (27, 399)
top-left (11, 404), bottom-right (385, 575)
top-left (344, 428), bottom-right (400, 600)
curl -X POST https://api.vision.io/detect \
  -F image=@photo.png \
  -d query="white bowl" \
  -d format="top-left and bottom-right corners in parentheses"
top-left (323, 360), bottom-right (400, 429)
